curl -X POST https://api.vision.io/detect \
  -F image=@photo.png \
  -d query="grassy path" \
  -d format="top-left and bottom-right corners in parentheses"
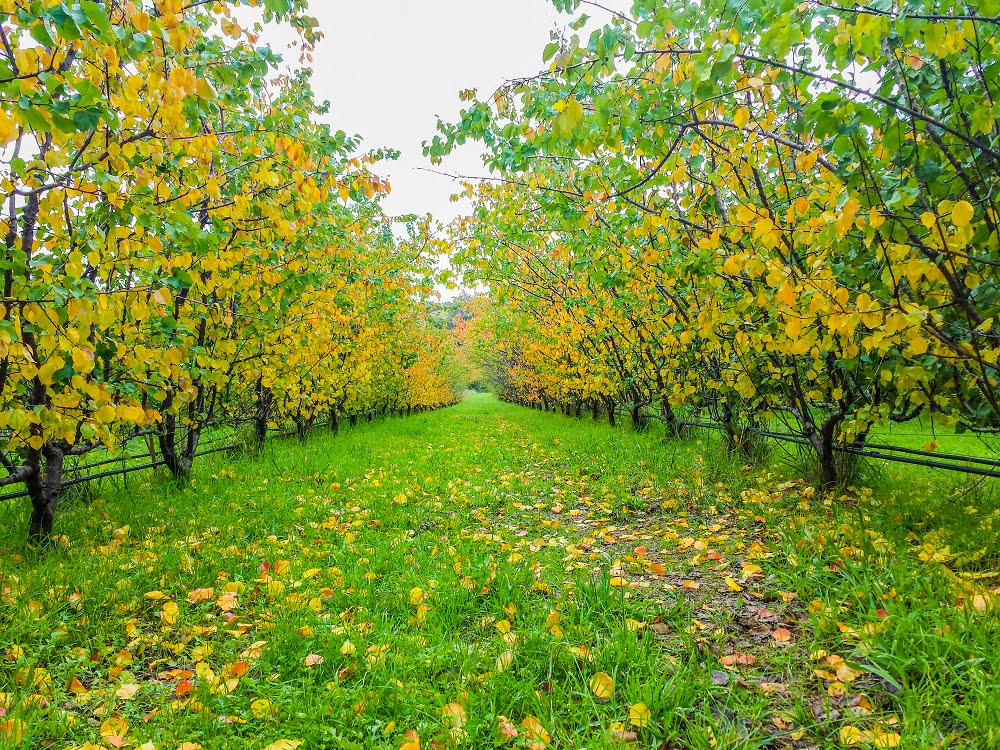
top-left (1, 395), bottom-right (997, 749)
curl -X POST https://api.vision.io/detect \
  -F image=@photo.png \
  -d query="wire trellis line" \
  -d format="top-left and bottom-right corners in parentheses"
top-left (678, 420), bottom-right (1000, 478)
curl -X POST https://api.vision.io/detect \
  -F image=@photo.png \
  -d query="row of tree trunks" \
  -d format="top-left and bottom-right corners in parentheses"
top-left (21, 399), bottom-right (451, 544)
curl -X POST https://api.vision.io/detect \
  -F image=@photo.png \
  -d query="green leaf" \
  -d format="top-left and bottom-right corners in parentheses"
top-left (263, 0), bottom-right (291, 14)
top-left (81, 0), bottom-right (112, 34)
top-left (72, 107), bottom-right (103, 131)
top-left (915, 159), bottom-right (942, 183)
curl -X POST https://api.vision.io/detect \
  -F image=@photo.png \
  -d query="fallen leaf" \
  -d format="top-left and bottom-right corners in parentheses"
top-left (839, 726), bottom-right (868, 746)
top-left (497, 715), bottom-right (519, 741)
top-left (264, 741), bottom-right (302, 750)
top-left (520, 716), bottom-right (550, 750)
top-left (251, 699), bottom-right (272, 719)
top-left (496, 650), bottom-right (514, 672)
top-left (771, 628), bottom-right (792, 642)
top-left (609, 728), bottom-right (638, 743)
top-left (589, 671), bottom-right (615, 700)
top-left (629, 702), bottom-right (651, 728)
top-left (116, 683), bottom-right (140, 700)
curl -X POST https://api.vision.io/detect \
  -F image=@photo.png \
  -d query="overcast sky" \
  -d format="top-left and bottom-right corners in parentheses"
top-left (262, 1), bottom-right (575, 224)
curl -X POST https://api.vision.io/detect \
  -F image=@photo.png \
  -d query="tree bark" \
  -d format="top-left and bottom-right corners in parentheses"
top-left (660, 399), bottom-right (681, 437)
top-left (604, 397), bottom-right (617, 427)
top-left (27, 442), bottom-right (64, 542)
top-left (630, 402), bottom-right (648, 431)
top-left (255, 380), bottom-right (273, 447)
top-left (158, 412), bottom-right (193, 478)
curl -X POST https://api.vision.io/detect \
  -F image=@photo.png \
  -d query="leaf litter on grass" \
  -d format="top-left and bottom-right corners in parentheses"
top-left (0, 396), bottom-right (996, 748)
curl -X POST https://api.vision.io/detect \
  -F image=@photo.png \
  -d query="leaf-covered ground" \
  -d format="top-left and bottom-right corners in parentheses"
top-left (1, 395), bottom-right (998, 749)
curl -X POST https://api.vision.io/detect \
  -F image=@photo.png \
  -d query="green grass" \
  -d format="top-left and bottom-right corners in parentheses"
top-left (1, 394), bottom-right (998, 749)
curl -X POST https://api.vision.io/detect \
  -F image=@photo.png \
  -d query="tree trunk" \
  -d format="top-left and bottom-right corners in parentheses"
top-left (296, 415), bottom-right (312, 441)
top-left (330, 408), bottom-right (340, 436)
top-left (591, 399), bottom-right (600, 420)
top-left (722, 403), bottom-right (744, 455)
top-left (818, 418), bottom-right (840, 489)
top-left (27, 442), bottom-right (65, 542)
top-left (349, 413), bottom-right (358, 427)
top-left (630, 402), bottom-right (648, 431)
top-left (805, 411), bottom-right (845, 489)
top-left (574, 400), bottom-right (583, 418)
top-left (660, 399), bottom-right (681, 437)
top-left (604, 397), bottom-right (617, 427)
top-left (255, 380), bottom-right (273, 447)
top-left (158, 412), bottom-right (193, 478)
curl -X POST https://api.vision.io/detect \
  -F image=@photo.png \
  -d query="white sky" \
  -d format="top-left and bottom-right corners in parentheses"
top-left (265, 1), bottom-right (574, 224)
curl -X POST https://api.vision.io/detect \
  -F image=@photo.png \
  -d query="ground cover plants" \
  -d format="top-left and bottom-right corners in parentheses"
top-left (2, 396), bottom-right (997, 749)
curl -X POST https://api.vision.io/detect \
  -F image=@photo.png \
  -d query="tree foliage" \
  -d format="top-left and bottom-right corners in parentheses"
top-left (0, 0), bottom-right (460, 540)
top-left (430, 0), bottom-right (1000, 486)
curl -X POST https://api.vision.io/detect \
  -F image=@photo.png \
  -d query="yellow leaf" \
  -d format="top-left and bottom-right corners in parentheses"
top-left (629, 702), bottom-right (651, 728)
top-left (409, 587), bottom-right (424, 605)
top-left (951, 200), bottom-right (974, 227)
top-left (723, 254), bottom-right (744, 275)
top-left (496, 650), bottom-right (514, 672)
top-left (724, 577), bottom-right (743, 592)
top-left (340, 640), bottom-right (356, 656)
top-left (442, 702), bottom-right (467, 732)
top-left (839, 727), bottom-right (868, 746)
top-left (241, 641), bottom-right (267, 659)
top-left (0, 719), bottom-right (27, 743)
top-left (94, 404), bottom-right (117, 424)
top-left (589, 671), bottom-right (615, 700)
top-left (264, 742), bottom-right (303, 750)
top-left (871, 729), bottom-right (902, 748)
top-left (0, 109), bottom-right (16, 149)
top-left (115, 683), bottom-right (140, 700)
top-left (100, 716), bottom-right (128, 738)
top-left (251, 699), bottom-right (272, 719)
top-left (305, 654), bottom-right (324, 667)
top-left (520, 716), bottom-right (550, 750)
top-left (776, 283), bottom-right (796, 306)
top-left (400, 729), bottom-right (421, 750)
